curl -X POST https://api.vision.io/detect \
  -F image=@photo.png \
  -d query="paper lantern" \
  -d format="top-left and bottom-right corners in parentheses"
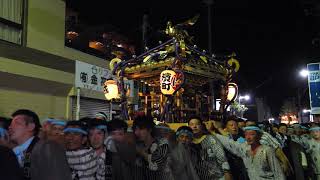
top-left (160, 69), bottom-right (184, 95)
top-left (103, 79), bottom-right (119, 100)
top-left (227, 83), bottom-right (238, 101)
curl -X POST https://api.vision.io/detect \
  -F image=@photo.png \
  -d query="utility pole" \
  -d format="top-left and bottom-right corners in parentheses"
top-left (297, 88), bottom-right (302, 123)
top-left (203, 0), bottom-right (214, 54)
top-left (238, 97), bottom-right (243, 118)
top-left (142, 14), bottom-right (148, 52)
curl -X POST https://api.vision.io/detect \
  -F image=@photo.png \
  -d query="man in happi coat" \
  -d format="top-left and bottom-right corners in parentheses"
top-left (133, 115), bottom-right (174, 180)
top-left (215, 126), bottom-right (285, 180)
top-left (291, 126), bottom-right (320, 180)
top-left (170, 126), bottom-right (200, 180)
top-left (222, 116), bottom-right (248, 180)
top-left (188, 116), bottom-right (232, 180)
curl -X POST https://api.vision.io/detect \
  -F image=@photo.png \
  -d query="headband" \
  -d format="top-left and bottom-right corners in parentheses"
top-left (292, 124), bottom-right (301, 128)
top-left (309, 127), bottom-right (320, 131)
top-left (155, 125), bottom-right (172, 131)
top-left (51, 120), bottom-right (66, 126)
top-left (63, 128), bottom-right (87, 135)
top-left (44, 118), bottom-right (55, 123)
top-left (176, 129), bottom-right (193, 139)
top-left (243, 126), bottom-right (262, 132)
top-left (95, 125), bottom-right (107, 130)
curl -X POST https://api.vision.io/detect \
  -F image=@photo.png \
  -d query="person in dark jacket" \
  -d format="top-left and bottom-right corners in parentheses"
top-left (0, 145), bottom-right (23, 180)
top-left (279, 123), bottom-right (310, 180)
top-left (133, 115), bottom-right (174, 180)
top-left (9, 109), bottom-right (72, 180)
top-left (285, 138), bottom-right (309, 180)
top-left (101, 118), bottom-right (137, 180)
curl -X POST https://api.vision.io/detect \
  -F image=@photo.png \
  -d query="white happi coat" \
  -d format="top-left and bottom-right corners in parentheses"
top-left (215, 134), bottom-right (285, 180)
top-left (292, 135), bottom-right (320, 179)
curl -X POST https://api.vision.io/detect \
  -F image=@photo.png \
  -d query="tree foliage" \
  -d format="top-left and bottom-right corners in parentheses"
top-left (230, 101), bottom-right (248, 117)
top-left (280, 98), bottom-right (297, 117)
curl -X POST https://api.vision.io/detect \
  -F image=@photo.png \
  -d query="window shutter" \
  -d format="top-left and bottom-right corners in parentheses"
top-left (72, 97), bottom-right (111, 120)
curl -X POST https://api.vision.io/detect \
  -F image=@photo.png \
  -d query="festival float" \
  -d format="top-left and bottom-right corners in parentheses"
top-left (104, 16), bottom-right (240, 123)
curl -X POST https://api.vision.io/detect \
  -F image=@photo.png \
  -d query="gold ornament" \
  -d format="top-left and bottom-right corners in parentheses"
top-left (109, 58), bottom-right (122, 71)
top-left (164, 14), bottom-right (200, 42)
top-left (227, 57), bottom-right (240, 72)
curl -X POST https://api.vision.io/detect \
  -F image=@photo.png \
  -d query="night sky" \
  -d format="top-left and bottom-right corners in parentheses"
top-left (68, 0), bottom-right (320, 116)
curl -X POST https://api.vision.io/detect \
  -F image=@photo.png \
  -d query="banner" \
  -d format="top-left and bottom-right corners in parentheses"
top-left (307, 63), bottom-right (320, 114)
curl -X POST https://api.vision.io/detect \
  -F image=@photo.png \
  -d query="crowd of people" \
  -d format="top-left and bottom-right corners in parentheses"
top-left (0, 109), bottom-right (319, 180)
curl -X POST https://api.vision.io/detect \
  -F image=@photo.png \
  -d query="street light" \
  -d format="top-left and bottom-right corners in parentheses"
top-left (303, 109), bottom-right (311, 113)
top-left (268, 118), bottom-right (275, 123)
top-left (238, 94), bottom-right (250, 118)
top-left (300, 69), bottom-right (309, 78)
top-left (239, 95), bottom-right (250, 104)
top-left (302, 109), bottom-right (313, 122)
top-left (239, 95), bottom-right (250, 101)
top-left (298, 69), bottom-right (309, 122)
top-left (238, 95), bottom-right (250, 107)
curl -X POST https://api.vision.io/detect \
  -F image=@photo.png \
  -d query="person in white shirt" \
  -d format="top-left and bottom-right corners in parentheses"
top-left (64, 120), bottom-right (97, 180)
top-left (215, 126), bottom-right (286, 180)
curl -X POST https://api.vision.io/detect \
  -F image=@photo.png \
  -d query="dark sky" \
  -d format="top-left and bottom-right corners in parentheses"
top-left (68, 0), bottom-right (320, 116)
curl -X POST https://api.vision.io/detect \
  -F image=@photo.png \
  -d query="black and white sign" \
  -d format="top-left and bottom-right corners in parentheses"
top-left (75, 61), bottom-right (110, 92)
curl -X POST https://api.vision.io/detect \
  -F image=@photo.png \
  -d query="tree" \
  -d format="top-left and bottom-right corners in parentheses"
top-left (230, 101), bottom-right (248, 117)
top-left (280, 98), bottom-right (298, 124)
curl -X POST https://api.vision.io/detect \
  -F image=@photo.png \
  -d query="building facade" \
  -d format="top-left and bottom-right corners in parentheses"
top-left (0, 0), bottom-right (111, 121)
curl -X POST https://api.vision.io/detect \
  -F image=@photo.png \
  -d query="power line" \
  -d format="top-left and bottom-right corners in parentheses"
top-left (255, 77), bottom-right (273, 89)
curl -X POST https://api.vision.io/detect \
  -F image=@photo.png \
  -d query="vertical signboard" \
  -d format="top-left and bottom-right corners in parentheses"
top-left (308, 63), bottom-right (320, 114)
